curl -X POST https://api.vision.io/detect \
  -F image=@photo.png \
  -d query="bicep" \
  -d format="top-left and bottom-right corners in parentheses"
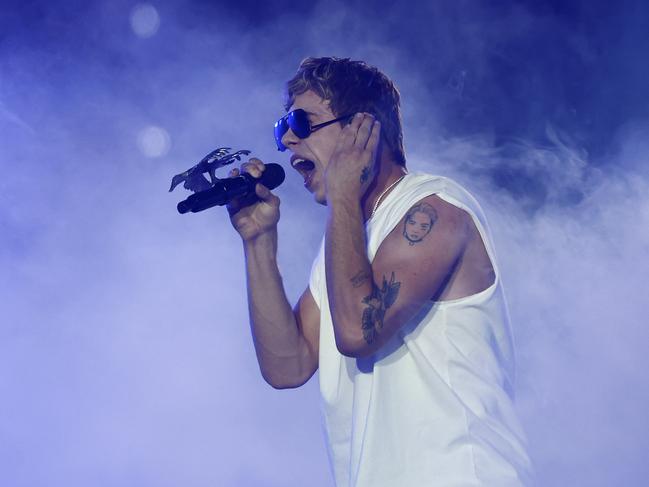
top-left (369, 195), bottom-right (469, 338)
top-left (293, 287), bottom-right (320, 373)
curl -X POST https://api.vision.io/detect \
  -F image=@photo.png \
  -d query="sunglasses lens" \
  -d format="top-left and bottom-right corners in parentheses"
top-left (274, 109), bottom-right (313, 151)
top-left (274, 117), bottom-right (288, 151)
top-left (288, 110), bottom-right (311, 139)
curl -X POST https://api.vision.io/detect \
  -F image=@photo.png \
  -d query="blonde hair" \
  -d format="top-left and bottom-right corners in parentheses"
top-left (285, 57), bottom-right (406, 166)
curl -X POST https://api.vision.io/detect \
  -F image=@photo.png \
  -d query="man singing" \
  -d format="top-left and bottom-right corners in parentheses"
top-left (227, 57), bottom-right (533, 486)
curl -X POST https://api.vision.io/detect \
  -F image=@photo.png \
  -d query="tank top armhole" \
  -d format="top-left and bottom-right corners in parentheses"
top-left (434, 192), bottom-right (501, 283)
top-left (308, 238), bottom-right (325, 309)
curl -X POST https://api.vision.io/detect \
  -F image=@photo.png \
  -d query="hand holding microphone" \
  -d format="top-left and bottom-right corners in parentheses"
top-left (170, 147), bottom-right (285, 241)
top-left (225, 159), bottom-right (283, 242)
top-left (176, 159), bottom-right (285, 214)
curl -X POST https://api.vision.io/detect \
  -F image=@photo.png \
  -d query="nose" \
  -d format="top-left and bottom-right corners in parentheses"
top-left (281, 126), bottom-right (299, 149)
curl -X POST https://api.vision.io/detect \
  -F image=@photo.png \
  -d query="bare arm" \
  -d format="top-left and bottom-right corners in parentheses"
top-left (229, 160), bottom-right (319, 389)
top-left (326, 193), bottom-right (469, 357)
top-left (323, 114), bottom-right (469, 357)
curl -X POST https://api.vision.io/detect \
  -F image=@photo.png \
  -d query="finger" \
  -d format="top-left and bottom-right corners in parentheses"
top-left (241, 161), bottom-right (263, 178)
top-left (355, 114), bottom-right (376, 149)
top-left (226, 195), bottom-right (242, 215)
top-left (249, 158), bottom-right (266, 172)
top-left (229, 167), bottom-right (240, 177)
top-left (226, 203), bottom-right (241, 217)
top-left (255, 183), bottom-right (279, 205)
top-left (366, 120), bottom-right (381, 154)
top-left (349, 112), bottom-right (365, 141)
top-left (349, 112), bottom-right (364, 130)
top-left (337, 113), bottom-right (363, 148)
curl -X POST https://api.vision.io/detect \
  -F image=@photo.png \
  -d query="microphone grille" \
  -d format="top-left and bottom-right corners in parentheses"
top-left (260, 163), bottom-right (286, 190)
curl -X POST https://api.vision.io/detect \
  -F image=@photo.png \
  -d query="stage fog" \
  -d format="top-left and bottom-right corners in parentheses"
top-left (1, 1), bottom-right (647, 485)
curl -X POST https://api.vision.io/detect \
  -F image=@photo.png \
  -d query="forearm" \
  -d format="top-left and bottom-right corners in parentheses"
top-left (325, 197), bottom-right (376, 356)
top-left (243, 230), bottom-right (312, 387)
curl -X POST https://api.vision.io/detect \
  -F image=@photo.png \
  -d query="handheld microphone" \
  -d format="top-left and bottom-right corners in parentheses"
top-left (177, 163), bottom-right (285, 214)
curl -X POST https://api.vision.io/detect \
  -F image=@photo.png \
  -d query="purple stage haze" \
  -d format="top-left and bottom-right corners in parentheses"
top-left (1, 1), bottom-right (648, 485)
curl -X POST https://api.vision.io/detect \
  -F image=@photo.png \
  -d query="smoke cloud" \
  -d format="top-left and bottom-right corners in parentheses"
top-left (1, 0), bottom-right (647, 485)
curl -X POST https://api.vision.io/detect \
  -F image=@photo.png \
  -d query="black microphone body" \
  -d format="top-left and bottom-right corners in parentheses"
top-left (177, 163), bottom-right (285, 214)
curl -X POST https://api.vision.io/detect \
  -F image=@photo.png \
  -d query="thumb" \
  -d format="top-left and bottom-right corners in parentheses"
top-left (255, 183), bottom-right (279, 205)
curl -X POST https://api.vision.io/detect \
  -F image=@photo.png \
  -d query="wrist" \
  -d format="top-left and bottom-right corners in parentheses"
top-left (243, 228), bottom-right (278, 255)
top-left (327, 188), bottom-right (362, 210)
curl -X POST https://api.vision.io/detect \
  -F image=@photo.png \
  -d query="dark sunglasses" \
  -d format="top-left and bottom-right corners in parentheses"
top-left (274, 109), bottom-right (354, 151)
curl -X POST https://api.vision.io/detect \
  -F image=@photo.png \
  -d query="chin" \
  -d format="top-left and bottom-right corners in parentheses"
top-left (310, 182), bottom-right (327, 205)
top-left (315, 192), bottom-right (327, 205)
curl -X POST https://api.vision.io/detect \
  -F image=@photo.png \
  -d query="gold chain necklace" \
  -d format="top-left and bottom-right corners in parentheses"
top-left (370, 174), bottom-right (407, 220)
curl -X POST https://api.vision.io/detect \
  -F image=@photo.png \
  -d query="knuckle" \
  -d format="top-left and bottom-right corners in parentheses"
top-left (241, 162), bottom-right (260, 175)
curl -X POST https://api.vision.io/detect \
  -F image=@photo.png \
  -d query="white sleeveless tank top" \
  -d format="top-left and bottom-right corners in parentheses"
top-left (308, 173), bottom-right (534, 486)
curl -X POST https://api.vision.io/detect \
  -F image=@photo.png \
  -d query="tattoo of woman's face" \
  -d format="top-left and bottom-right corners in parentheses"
top-left (403, 203), bottom-right (437, 245)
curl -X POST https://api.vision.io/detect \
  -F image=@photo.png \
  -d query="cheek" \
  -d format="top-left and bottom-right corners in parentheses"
top-left (308, 129), bottom-right (341, 164)
top-left (304, 142), bottom-right (326, 170)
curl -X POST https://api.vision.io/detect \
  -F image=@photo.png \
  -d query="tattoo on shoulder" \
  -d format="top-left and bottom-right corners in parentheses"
top-left (402, 202), bottom-right (437, 246)
top-left (360, 165), bottom-right (371, 184)
top-left (360, 272), bottom-right (401, 344)
top-left (350, 270), bottom-right (371, 288)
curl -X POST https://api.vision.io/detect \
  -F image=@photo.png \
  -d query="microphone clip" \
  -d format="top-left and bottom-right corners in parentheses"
top-left (168, 147), bottom-right (252, 195)
top-left (170, 146), bottom-right (285, 215)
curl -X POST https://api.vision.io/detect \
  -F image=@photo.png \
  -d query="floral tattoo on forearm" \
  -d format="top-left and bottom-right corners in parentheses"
top-left (360, 272), bottom-right (401, 344)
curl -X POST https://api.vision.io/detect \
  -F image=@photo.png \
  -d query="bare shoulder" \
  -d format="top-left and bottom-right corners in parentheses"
top-left (371, 194), bottom-right (471, 303)
top-left (407, 193), bottom-right (469, 238)
top-left (383, 193), bottom-right (495, 301)
top-left (378, 193), bottom-right (471, 258)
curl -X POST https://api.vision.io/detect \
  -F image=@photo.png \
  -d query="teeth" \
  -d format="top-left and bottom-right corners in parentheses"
top-left (292, 159), bottom-right (316, 172)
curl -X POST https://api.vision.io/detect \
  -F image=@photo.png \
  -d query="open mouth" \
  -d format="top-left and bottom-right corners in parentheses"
top-left (290, 158), bottom-right (316, 187)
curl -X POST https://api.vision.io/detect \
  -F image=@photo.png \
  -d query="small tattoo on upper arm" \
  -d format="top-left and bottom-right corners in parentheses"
top-left (360, 166), bottom-right (371, 184)
top-left (360, 272), bottom-right (401, 344)
top-left (403, 202), bottom-right (437, 245)
top-left (350, 270), bottom-right (371, 288)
